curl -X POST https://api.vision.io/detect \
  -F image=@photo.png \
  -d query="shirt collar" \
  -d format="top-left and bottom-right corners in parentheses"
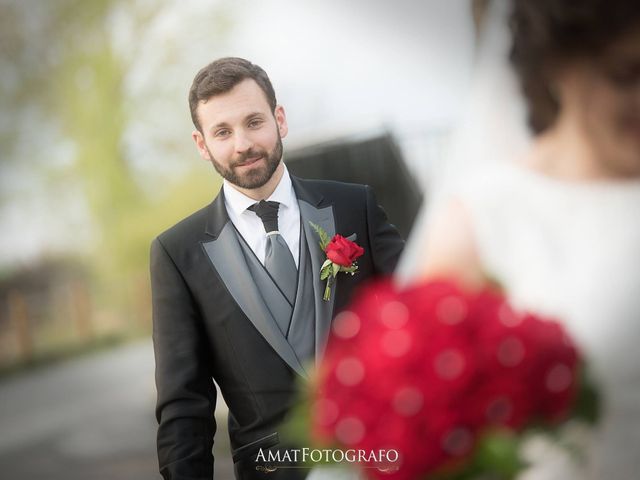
top-left (223, 163), bottom-right (296, 217)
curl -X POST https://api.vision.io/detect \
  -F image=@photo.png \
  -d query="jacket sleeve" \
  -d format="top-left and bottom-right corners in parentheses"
top-left (150, 237), bottom-right (216, 479)
top-left (364, 185), bottom-right (405, 275)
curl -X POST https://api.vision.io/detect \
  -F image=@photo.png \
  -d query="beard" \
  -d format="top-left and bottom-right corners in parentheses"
top-left (207, 132), bottom-right (283, 190)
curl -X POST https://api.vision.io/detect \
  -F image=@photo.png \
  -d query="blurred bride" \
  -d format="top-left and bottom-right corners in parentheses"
top-left (400, 0), bottom-right (640, 478)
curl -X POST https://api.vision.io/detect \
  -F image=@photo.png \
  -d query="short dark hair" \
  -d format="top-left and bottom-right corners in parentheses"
top-left (509, 0), bottom-right (640, 134)
top-left (188, 57), bottom-right (277, 131)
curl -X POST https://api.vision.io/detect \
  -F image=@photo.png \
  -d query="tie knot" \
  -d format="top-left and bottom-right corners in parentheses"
top-left (249, 200), bottom-right (280, 233)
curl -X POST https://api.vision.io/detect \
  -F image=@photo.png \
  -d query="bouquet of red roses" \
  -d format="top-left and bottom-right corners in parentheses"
top-left (309, 279), bottom-right (598, 479)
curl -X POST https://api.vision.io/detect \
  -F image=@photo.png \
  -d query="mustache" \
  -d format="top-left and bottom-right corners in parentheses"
top-left (232, 149), bottom-right (266, 167)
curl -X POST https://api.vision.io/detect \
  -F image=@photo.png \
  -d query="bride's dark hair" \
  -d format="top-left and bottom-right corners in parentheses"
top-left (509, 0), bottom-right (640, 134)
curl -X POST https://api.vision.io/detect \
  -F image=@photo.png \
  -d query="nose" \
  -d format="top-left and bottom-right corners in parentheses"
top-left (234, 130), bottom-right (253, 154)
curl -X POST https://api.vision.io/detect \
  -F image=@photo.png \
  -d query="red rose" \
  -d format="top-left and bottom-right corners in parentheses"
top-left (310, 278), bottom-right (586, 480)
top-left (325, 234), bottom-right (364, 267)
top-left (466, 378), bottom-right (533, 429)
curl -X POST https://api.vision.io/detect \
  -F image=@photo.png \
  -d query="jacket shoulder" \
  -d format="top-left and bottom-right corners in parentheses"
top-left (294, 177), bottom-right (369, 201)
top-left (153, 201), bottom-right (213, 253)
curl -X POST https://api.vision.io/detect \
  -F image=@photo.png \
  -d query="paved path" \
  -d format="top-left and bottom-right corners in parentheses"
top-left (0, 339), bottom-right (234, 479)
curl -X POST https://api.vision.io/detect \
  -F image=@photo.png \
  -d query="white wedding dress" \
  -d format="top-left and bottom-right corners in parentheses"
top-left (452, 162), bottom-right (640, 479)
top-left (398, 0), bottom-right (640, 472)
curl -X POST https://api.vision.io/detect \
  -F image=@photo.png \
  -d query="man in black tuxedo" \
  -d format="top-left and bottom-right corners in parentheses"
top-left (151, 57), bottom-right (404, 480)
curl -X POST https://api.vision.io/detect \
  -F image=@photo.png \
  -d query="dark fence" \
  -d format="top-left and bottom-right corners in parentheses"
top-left (285, 131), bottom-right (423, 240)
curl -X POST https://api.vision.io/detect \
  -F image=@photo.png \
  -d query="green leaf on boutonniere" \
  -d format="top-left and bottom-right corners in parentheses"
top-left (320, 265), bottom-right (332, 281)
top-left (309, 222), bottom-right (331, 251)
top-left (331, 263), bottom-right (341, 277)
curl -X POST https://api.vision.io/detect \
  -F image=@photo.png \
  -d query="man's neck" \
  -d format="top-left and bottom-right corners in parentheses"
top-left (232, 161), bottom-right (285, 201)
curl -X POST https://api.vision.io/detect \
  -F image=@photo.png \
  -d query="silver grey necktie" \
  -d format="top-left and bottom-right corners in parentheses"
top-left (249, 200), bottom-right (298, 307)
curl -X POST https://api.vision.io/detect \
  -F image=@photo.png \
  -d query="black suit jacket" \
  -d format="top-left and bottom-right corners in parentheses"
top-left (151, 176), bottom-right (404, 479)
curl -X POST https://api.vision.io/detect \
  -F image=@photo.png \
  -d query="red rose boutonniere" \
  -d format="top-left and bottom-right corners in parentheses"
top-left (310, 222), bottom-right (364, 301)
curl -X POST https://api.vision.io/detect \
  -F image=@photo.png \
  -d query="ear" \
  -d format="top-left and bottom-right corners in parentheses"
top-left (274, 105), bottom-right (288, 139)
top-left (192, 130), bottom-right (211, 161)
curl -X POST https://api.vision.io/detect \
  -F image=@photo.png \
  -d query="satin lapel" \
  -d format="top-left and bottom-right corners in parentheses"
top-left (299, 200), bottom-right (336, 361)
top-left (202, 222), bottom-right (307, 378)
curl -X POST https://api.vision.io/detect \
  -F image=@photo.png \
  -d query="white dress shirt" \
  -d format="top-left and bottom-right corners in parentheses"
top-left (223, 165), bottom-right (301, 268)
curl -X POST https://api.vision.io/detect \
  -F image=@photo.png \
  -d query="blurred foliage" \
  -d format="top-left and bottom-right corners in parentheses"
top-left (0, 0), bottom-right (228, 364)
top-left (0, 0), bottom-right (224, 275)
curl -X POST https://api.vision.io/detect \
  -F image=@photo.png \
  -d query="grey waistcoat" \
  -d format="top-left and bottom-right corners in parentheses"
top-left (234, 225), bottom-right (316, 365)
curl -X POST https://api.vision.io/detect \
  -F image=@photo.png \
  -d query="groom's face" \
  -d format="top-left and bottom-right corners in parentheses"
top-left (192, 78), bottom-right (288, 189)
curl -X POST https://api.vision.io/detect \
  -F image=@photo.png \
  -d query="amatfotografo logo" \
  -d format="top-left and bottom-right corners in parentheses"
top-left (255, 447), bottom-right (399, 466)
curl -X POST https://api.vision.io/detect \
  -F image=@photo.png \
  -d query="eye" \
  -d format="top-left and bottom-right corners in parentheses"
top-left (248, 118), bottom-right (264, 129)
top-left (214, 129), bottom-right (231, 138)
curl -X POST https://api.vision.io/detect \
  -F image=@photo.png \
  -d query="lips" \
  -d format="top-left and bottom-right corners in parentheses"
top-left (237, 155), bottom-right (263, 167)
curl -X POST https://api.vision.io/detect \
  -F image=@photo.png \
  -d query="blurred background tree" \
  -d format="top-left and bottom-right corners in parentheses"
top-left (0, 0), bottom-right (231, 368)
